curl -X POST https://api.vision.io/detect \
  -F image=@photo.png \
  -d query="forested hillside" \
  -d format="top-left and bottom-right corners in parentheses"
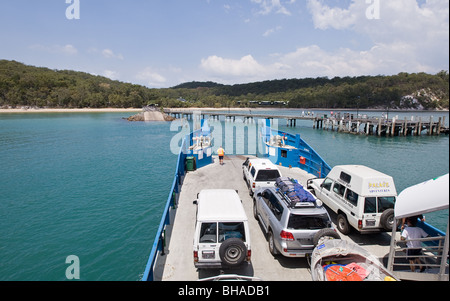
top-left (0, 60), bottom-right (159, 108)
top-left (1, 60), bottom-right (448, 110)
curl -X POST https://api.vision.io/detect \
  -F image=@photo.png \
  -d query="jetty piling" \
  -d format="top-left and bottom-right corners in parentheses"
top-left (164, 109), bottom-right (449, 137)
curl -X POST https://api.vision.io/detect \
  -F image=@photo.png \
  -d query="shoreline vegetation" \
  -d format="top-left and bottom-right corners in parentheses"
top-left (1, 106), bottom-right (448, 114)
top-left (0, 107), bottom-right (142, 113)
top-left (1, 106), bottom-right (448, 123)
top-left (1, 60), bottom-right (449, 111)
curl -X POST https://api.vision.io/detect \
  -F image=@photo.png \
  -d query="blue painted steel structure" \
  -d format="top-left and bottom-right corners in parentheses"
top-left (188, 119), bottom-right (213, 169)
top-left (260, 119), bottom-right (331, 178)
top-left (142, 121), bottom-right (213, 281)
top-left (142, 119), bottom-right (331, 281)
top-left (142, 119), bottom-right (446, 281)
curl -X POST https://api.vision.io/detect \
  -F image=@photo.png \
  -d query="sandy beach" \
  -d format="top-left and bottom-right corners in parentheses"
top-left (0, 108), bottom-right (143, 114)
top-left (1, 107), bottom-right (447, 114)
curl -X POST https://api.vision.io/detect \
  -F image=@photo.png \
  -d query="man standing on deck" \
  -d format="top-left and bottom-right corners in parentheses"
top-left (401, 217), bottom-right (429, 272)
top-left (217, 146), bottom-right (225, 165)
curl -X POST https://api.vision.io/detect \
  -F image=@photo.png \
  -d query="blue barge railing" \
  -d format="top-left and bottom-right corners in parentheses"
top-left (262, 119), bottom-right (331, 178)
top-left (141, 135), bottom-right (188, 281)
top-left (142, 123), bottom-right (213, 281)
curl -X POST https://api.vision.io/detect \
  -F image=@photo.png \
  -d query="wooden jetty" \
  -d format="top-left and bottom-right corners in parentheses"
top-left (315, 115), bottom-right (449, 137)
top-left (164, 109), bottom-right (316, 124)
top-left (164, 109), bottom-right (449, 137)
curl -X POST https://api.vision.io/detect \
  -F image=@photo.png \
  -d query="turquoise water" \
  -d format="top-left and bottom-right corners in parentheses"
top-left (0, 110), bottom-right (448, 280)
top-left (0, 113), bottom-right (177, 280)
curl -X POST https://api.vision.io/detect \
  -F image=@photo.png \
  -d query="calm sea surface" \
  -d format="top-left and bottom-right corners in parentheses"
top-left (0, 110), bottom-right (448, 280)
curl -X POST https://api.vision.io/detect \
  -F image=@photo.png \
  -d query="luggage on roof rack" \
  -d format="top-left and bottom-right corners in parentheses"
top-left (275, 177), bottom-right (317, 207)
top-left (277, 177), bottom-right (301, 192)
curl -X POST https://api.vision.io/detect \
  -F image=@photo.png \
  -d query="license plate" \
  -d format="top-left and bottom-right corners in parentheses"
top-left (297, 239), bottom-right (312, 245)
top-left (202, 251), bottom-right (215, 259)
top-left (366, 220), bottom-right (376, 227)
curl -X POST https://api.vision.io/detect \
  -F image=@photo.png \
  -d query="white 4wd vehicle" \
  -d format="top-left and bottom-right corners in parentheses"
top-left (242, 158), bottom-right (282, 196)
top-left (193, 189), bottom-right (251, 269)
top-left (307, 165), bottom-right (397, 234)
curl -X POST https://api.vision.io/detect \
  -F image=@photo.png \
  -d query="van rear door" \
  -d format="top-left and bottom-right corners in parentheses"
top-left (363, 196), bottom-right (395, 229)
top-left (362, 197), bottom-right (379, 229)
top-left (197, 222), bottom-right (220, 263)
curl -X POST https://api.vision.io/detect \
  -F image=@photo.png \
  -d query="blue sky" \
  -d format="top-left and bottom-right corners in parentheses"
top-left (0, 0), bottom-right (448, 88)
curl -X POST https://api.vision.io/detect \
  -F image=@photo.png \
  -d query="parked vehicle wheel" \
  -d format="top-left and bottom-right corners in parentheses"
top-left (380, 209), bottom-right (395, 231)
top-left (219, 238), bottom-right (247, 267)
top-left (253, 200), bottom-right (259, 220)
top-left (337, 214), bottom-right (351, 234)
top-left (313, 228), bottom-right (340, 246)
top-left (268, 231), bottom-right (279, 256)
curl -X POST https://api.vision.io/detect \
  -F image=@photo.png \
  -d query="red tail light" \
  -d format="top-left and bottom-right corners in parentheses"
top-left (247, 250), bottom-right (251, 261)
top-left (358, 220), bottom-right (362, 229)
top-left (280, 230), bottom-right (294, 241)
top-left (193, 251), bottom-right (198, 262)
top-left (252, 182), bottom-right (255, 188)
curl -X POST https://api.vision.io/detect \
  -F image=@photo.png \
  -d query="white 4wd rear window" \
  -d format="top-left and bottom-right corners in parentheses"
top-left (256, 170), bottom-right (281, 181)
top-left (199, 222), bottom-right (246, 243)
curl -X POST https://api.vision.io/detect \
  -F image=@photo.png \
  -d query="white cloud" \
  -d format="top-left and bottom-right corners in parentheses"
top-left (87, 47), bottom-right (124, 60)
top-left (101, 49), bottom-right (124, 60)
top-left (279, 40), bottom-right (442, 78)
top-left (103, 70), bottom-right (120, 80)
top-left (136, 67), bottom-right (167, 87)
top-left (307, 0), bottom-right (358, 30)
top-left (263, 25), bottom-right (282, 37)
top-left (29, 44), bottom-right (78, 56)
top-left (251, 0), bottom-right (296, 16)
top-left (301, 0), bottom-right (449, 75)
top-left (198, 0), bottom-right (446, 85)
top-left (60, 44), bottom-right (78, 56)
top-left (200, 55), bottom-right (267, 79)
top-left (307, 0), bottom-right (449, 46)
top-left (198, 38), bottom-right (444, 85)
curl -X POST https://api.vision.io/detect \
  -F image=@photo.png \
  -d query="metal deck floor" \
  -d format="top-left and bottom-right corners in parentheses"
top-left (153, 155), bottom-right (395, 281)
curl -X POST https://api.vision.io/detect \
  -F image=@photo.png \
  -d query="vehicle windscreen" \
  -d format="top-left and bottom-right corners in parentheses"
top-left (287, 213), bottom-right (331, 230)
top-left (255, 170), bottom-right (281, 181)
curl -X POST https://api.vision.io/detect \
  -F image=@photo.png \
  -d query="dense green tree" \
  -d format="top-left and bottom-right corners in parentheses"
top-left (0, 60), bottom-right (448, 110)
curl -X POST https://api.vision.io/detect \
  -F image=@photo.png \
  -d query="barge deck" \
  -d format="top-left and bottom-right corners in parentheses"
top-left (152, 155), bottom-right (394, 281)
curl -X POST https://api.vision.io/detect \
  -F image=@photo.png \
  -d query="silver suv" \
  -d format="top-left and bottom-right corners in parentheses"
top-left (253, 180), bottom-right (339, 258)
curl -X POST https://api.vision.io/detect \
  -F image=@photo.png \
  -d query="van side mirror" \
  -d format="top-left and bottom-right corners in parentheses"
top-left (193, 200), bottom-right (198, 205)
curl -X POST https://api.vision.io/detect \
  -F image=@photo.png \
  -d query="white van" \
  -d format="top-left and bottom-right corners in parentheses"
top-left (242, 158), bottom-right (282, 196)
top-left (193, 189), bottom-right (251, 269)
top-left (307, 165), bottom-right (397, 234)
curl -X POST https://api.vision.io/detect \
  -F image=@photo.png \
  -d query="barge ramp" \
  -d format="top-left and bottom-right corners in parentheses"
top-left (151, 155), bottom-right (394, 281)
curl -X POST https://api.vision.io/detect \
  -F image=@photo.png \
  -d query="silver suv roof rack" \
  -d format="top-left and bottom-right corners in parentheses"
top-left (275, 177), bottom-right (317, 209)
